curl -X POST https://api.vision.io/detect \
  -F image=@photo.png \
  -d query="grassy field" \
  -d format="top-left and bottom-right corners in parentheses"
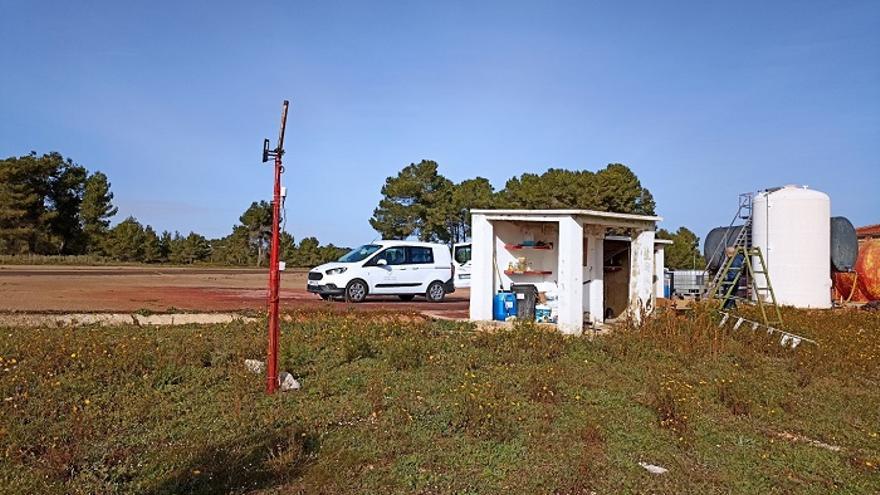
top-left (1, 306), bottom-right (878, 494)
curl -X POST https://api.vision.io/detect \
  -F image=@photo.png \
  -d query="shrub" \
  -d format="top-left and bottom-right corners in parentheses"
top-left (521, 366), bottom-right (561, 404)
top-left (341, 333), bottom-right (376, 363)
top-left (716, 379), bottom-right (752, 417)
top-left (644, 380), bottom-right (689, 435)
top-left (383, 338), bottom-right (425, 370)
top-left (451, 378), bottom-right (517, 442)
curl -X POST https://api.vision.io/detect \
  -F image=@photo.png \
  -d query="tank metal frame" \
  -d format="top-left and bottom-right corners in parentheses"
top-left (708, 245), bottom-right (784, 329)
top-left (704, 192), bottom-right (784, 329)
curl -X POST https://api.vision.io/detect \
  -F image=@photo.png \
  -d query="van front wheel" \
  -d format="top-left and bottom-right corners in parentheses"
top-left (426, 281), bottom-right (446, 302)
top-left (345, 279), bottom-right (368, 303)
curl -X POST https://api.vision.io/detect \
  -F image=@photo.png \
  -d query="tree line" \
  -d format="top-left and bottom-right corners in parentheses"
top-left (1, 152), bottom-right (702, 268)
top-left (656, 226), bottom-right (706, 270)
top-left (370, 160), bottom-right (656, 243)
top-left (0, 152), bottom-right (115, 255)
top-left (370, 160), bottom-right (701, 268)
top-left (0, 152), bottom-right (346, 266)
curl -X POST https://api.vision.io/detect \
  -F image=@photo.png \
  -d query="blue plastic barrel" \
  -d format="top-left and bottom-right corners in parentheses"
top-left (493, 292), bottom-right (517, 321)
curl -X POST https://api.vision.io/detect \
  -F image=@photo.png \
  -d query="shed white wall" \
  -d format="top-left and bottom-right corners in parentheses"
top-left (583, 226), bottom-right (604, 325)
top-left (628, 229), bottom-right (656, 322)
top-left (469, 214), bottom-right (494, 321)
top-left (556, 216), bottom-right (584, 334)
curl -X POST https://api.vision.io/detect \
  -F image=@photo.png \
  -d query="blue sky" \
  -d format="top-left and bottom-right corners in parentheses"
top-left (1, 1), bottom-right (878, 247)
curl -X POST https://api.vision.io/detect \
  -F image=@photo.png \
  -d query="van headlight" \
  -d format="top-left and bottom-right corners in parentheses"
top-left (326, 267), bottom-right (347, 275)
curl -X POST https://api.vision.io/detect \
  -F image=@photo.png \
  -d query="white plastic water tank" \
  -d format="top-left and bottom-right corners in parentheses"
top-left (751, 185), bottom-right (831, 308)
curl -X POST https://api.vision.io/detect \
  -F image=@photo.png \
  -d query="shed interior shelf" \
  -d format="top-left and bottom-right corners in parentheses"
top-left (505, 244), bottom-right (553, 250)
top-left (504, 270), bottom-right (553, 276)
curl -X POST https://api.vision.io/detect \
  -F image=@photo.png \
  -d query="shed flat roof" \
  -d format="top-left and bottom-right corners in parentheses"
top-left (471, 209), bottom-right (662, 223)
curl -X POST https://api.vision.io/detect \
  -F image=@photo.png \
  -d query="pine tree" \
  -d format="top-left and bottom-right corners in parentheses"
top-left (0, 153), bottom-right (60, 254)
top-left (81, 172), bottom-right (117, 254)
top-left (369, 160), bottom-right (454, 241)
top-left (107, 217), bottom-right (146, 261)
top-left (47, 155), bottom-right (87, 254)
top-left (239, 201), bottom-right (272, 266)
top-left (168, 232), bottom-right (186, 264)
top-left (182, 232), bottom-right (211, 264)
top-left (158, 231), bottom-right (172, 261)
top-left (446, 177), bottom-right (495, 243)
top-left (143, 226), bottom-right (162, 263)
top-left (0, 156), bottom-right (36, 254)
top-left (657, 227), bottom-right (705, 269)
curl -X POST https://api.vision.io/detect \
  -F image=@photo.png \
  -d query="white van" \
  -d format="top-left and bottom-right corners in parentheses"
top-left (307, 241), bottom-right (455, 303)
top-left (453, 243), bottom-right (472, 289)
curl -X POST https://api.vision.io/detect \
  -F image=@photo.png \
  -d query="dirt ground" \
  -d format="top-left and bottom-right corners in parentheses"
top-left (0, 265), bottom-right (469, 319)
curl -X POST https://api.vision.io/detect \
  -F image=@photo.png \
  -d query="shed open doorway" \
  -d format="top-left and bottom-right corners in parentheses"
top-left (603, 237), bottom-right (631, 320)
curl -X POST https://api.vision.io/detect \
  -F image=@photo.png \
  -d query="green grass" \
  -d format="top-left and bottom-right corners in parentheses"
top-left (1, 307), bottom-right (878, 494)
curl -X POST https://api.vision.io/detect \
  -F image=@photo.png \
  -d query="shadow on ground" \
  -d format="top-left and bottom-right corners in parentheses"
top-left (145, 427), bottom-right (318, 495)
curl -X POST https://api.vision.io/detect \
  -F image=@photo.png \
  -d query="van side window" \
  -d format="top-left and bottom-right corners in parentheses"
top-left (406, 246), bottom-right (434, 264)
top-left (454, 245), bottom-right (471, 264)
top-left (372, 247), bottom-right (406, 265)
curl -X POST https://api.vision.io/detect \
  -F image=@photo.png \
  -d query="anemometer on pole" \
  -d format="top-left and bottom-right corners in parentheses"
top-left (262, 100), bottom-right (289, 394)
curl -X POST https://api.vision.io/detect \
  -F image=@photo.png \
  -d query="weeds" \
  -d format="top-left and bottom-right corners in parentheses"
top-left (716, 379), bottom-right (753, 417)
top-left (342, 332), bottom-right (376, 362)
top-left (384, 338), bottom-right (425, 370)
top-left (0, 308), bottom-right (878, 494)
top-left (645, 379), bottom-right (690, 435)
top-left (522, 365), bottom-right (561, 404)
top-left (451, 378), bottom-right (518, 441)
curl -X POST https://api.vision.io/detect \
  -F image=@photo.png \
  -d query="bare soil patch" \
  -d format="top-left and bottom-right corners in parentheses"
top-left (0, 265), bottom-right (469, 318)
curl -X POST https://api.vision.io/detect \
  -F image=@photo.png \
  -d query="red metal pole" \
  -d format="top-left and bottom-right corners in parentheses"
top-left (266, 153), bottom-right (281, 393)
top-left (266, 100), bottom-right (288, 394)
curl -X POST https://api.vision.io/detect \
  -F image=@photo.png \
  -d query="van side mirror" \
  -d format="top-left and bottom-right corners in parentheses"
top-left (376, 259), bottom-right (388, 266)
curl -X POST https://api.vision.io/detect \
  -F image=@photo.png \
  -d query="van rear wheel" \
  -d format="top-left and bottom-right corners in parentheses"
top-left (426, 281), bottom-right (446, 302)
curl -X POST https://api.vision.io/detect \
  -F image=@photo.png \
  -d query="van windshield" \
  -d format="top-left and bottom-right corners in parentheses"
top-left (337, 244), bottom-right (381, 263)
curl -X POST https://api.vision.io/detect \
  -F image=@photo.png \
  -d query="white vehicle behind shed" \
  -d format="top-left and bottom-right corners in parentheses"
top-left (307, 240), bottom-right (455, 303)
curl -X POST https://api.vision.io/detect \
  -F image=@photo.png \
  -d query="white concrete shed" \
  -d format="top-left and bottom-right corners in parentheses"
top-left (469, 209), bottom-right (665, 334)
